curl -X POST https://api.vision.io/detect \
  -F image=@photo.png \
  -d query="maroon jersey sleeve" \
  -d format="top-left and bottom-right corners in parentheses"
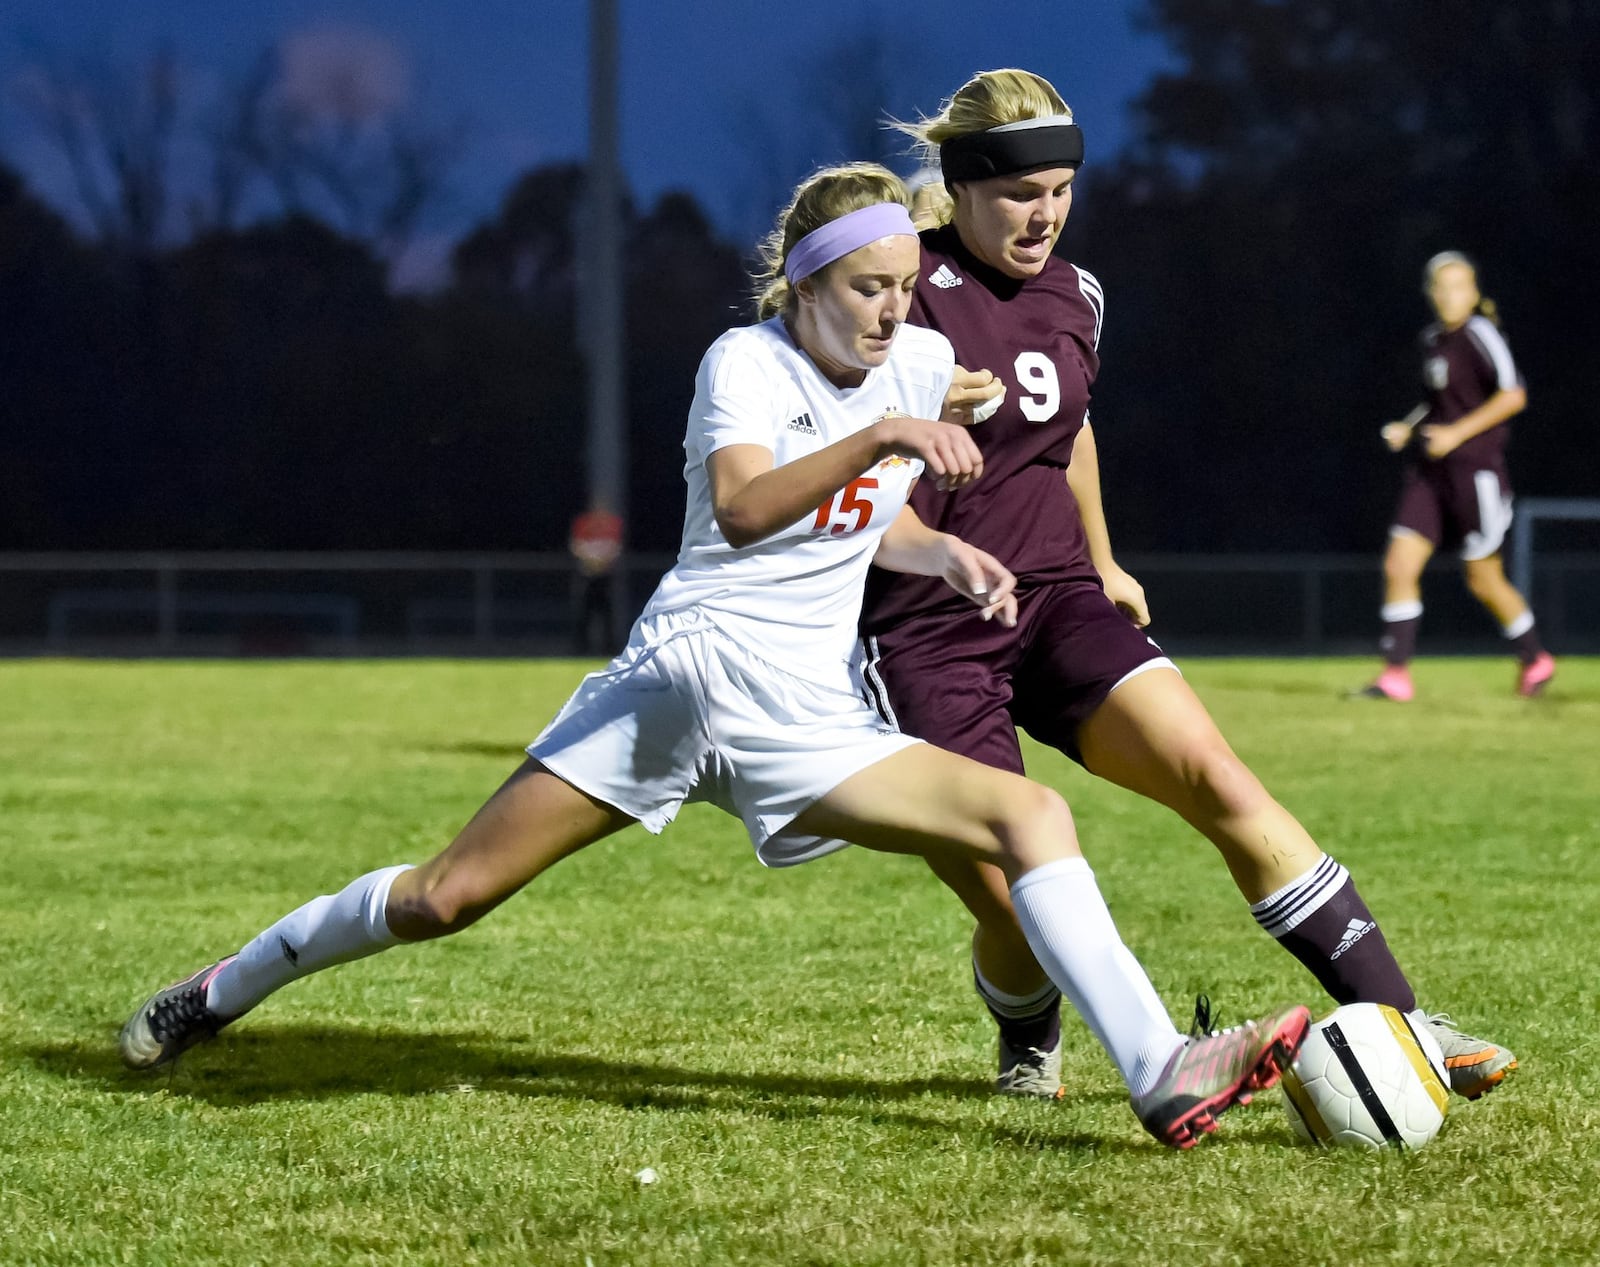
top-left (861, 226), bottom-right (1103, 632)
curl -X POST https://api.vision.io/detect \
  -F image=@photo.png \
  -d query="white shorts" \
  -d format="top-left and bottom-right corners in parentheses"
top-left (528, 610), bottom-right (923, 867)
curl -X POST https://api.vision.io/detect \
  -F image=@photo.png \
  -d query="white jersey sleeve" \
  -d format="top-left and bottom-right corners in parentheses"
top-left (687, 332), bottom-right (786, 463)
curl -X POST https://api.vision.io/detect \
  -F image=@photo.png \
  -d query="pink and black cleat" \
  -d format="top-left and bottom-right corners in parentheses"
top-left (1131, 1003), bottom-right (1311, 1149)
top-left (1355, 665), bottom-right (1414, 702)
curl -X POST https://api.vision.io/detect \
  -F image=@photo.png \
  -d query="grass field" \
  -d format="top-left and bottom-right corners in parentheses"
top-left (2, 656), bottom-right (1596, 1266)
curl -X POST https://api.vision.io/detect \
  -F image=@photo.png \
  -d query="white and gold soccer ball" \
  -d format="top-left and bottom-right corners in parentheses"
top-left (1282, 1003), bottom-right (1450, 1150)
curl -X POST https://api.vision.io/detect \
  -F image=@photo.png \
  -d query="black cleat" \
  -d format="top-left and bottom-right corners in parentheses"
top-left (119, 957), bottom-right (237, 1069)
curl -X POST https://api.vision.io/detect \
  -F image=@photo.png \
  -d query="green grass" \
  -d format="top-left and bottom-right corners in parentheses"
top-left (2, 656), bottom-right (1597, 1266)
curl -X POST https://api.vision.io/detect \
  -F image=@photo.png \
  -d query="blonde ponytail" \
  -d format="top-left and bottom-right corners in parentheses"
top-left (893, 70), bottom-right (1070, 156)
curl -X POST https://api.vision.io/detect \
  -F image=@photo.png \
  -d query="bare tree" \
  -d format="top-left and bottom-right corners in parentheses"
top-left (227, 29), bottom-right (463, 260)
top-left (726, 26), bottom-right (924, 244)
top-left (16, 48), bottom-right (181, 255)
top-left (14, 33), bottom-right (462, 269)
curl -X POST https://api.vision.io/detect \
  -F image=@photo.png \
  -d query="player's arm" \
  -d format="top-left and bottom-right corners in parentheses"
top-left (706, 417), bottom-right (982, 549)
top-left (1419, 386), bottom-right (1527, 459)
top-left (1382, 405), bottom-right (1428, 452)
top-left (1065, 421), bottom-right (1150, 627)
top-left (874, 506), bottom-right (1017, 626)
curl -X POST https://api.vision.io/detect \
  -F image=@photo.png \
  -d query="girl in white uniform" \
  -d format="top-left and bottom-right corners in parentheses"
top-left (120, 164), bottom-right (1307, 1148)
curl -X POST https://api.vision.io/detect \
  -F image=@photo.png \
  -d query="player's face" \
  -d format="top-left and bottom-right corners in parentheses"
top-left (1428, 262), bottom-right (1479, 328)
top-left (795, 234), bottom-right (920, 386)
top-left (954, 167), bottom-right (1075, 279)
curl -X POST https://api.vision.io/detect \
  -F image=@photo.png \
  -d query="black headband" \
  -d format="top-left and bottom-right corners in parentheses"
top-left (939, 121), bottom-right (1084, 184)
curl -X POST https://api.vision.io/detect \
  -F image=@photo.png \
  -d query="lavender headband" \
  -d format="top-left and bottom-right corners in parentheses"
top-left (784, 202), bottom-right (918, 284)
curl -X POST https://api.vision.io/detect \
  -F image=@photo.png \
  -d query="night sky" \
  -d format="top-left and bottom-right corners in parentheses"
top-left (0, 1), bottom-right (1167, 280)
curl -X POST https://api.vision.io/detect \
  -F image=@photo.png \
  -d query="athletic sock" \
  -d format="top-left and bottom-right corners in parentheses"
top-left (205, 864), bottom-right (413, 1018)
top-left (1379, 600), bottom-right (1423, 666)
top-left (1501, 610), bottom-right (1544, 665)
top-left (973, 962), bottom-right (1061, 1054)
top-left (1009, 857), bottom-right (1184, 1098)
top-left (1250, 855), bottom-right (1416, 1012)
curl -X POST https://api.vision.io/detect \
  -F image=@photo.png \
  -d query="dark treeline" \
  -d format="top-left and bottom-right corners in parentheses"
top-left (2, 0), bottom-right (1596, 554)
top-left (0, 161), bottom-right (748, 552)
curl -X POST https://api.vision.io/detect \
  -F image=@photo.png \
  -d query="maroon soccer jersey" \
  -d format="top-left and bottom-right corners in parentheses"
top-left (1418, 315), bottom-right (1523, 468)
top-left (861, 225), bottom-right (1102, 633)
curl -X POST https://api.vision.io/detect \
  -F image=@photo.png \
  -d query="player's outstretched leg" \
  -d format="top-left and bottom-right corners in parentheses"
top-left (795, 744), bottom-right (1309, 1146)
top-left (120, 762), bottom-right (631, 1070)
top-left (1076, 666), bottom-right (1517, 1099)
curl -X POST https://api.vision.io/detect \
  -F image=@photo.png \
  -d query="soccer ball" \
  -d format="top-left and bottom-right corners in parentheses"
top-left (1281, 1003), bottom-right (1450, 1150)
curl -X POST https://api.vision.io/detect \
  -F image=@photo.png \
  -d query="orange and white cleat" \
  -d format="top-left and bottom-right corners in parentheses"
top-left (1412, 1011), bottom-right (1518, 1099)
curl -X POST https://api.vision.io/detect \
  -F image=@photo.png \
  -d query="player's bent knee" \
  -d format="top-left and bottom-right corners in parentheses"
top-left (990, 781), bottom-right (1076, 870)
top-left (1190, 744), bottom-right (1269, 820)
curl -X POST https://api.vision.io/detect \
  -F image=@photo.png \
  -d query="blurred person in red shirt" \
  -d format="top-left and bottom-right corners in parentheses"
top-left (569, 501), bottom-right (624, 655)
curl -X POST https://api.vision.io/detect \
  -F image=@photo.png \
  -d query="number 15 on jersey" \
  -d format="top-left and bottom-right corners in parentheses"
top-left (813, 476), bottom-right (879, 535)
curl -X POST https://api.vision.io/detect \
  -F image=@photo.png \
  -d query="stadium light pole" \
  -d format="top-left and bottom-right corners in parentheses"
top-left (581, 0), bottom-right (627, 609)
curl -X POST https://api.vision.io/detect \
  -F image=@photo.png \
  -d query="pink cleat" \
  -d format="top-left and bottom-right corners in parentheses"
top-left (1517, 652), bottom-right (1555, 698)
top-left (1355, 665), bottom-right (1414, 702)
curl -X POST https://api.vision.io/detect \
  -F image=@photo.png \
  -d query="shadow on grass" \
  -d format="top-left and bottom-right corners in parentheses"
top-left (22, 1024), bottom-right (1189, 1155)
top-left (424, 739), bottom-right (528, 759)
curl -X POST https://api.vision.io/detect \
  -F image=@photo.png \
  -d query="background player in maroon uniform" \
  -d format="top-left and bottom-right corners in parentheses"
top-left (1361, 252), bottom-right (1554, 701)
top-left (859, 70), bottom-right (1516, 1101)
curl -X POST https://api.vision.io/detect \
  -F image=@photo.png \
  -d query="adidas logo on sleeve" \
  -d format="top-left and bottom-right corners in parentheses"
top-left (929, 264), bottom-right (963, 289)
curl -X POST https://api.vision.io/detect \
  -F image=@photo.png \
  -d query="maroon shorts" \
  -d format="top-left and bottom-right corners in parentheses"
top-left (859, 579), bottom-right (1171, 771)
top-left (1392, 462), bottom-right (1514, 561)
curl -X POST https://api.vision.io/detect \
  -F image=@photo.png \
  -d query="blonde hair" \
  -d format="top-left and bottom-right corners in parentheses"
top-left (906, 168), bottom-right (953, 230)
top-left (897, 68), bottom-right (1069, 151)
top-left (1424, 250), bottom-right (1501, 325)
top-left (753, 163), bottom-right (910, 319)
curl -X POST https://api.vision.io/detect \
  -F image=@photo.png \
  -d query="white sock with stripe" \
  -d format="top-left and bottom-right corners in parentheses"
top-left (973, 966), bottom-right (1059, 1021)
top-left (1009, 857), bottom-right (1184, 1097)
top-left (206, 865), bottom-right (413, 1017)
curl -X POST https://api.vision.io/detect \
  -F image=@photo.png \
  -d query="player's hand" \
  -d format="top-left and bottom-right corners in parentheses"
top-left (941, 365), bottom-right (1007, 427)
top-left (939, 537), bottom-right (1018, 627)
top-left (1099, 563), bottom-right (1150, 628)
top-left (877, 415), bottom-right (984, 491)
top-left (1381, 422), bottom-right (1414, 453)
top-left (1418, 423), bottom-right (1462, 459)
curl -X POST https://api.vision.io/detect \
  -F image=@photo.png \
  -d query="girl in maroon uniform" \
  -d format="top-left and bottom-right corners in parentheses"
top-left (1362, 252), bottom-right (1554, 701)
top-left (860, 70), bottom-right (1516, 1101)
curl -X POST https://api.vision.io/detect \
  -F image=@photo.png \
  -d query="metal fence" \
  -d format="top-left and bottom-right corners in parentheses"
top-left (0, 549), bottom-right (1594, 657)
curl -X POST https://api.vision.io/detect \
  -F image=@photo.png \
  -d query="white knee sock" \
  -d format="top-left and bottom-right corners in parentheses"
top-left (1009, 857), bottom-right (1184, 1097)
top-left (205, 864), bottom-right (413, 1018)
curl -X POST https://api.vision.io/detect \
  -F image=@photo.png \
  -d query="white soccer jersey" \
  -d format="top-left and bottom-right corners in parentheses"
top-left (638, 317), bottom-right (955, 683)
